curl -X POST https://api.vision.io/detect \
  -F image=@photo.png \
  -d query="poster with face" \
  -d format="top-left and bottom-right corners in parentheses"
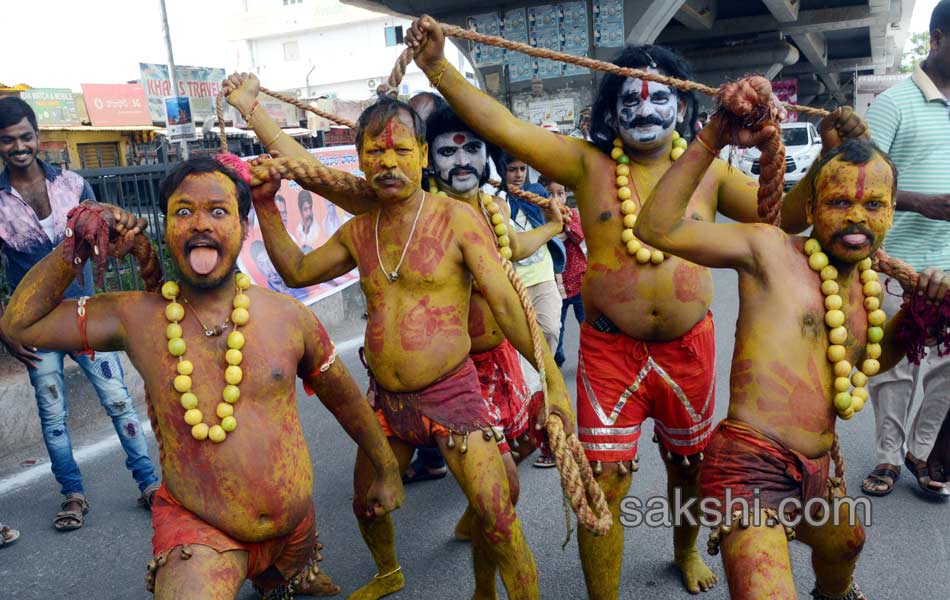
top-left (237, 145), bottom-right (360, 306)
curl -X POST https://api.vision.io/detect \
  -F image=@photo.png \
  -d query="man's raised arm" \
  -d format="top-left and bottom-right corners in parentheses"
top-left (406, 16), bottom-right (591, 191)
top-left (0, 205), bottom-right (142, 352)
top-left (634, 117), bottom-right (776, 272)
top-left (223, 72), bottom-right (377, 215)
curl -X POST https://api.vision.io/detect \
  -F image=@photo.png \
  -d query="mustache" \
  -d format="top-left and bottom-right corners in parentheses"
top-left (628, 115), bottom-right (667, 128)
top-left (185, 234), bottom-right (222, 252)
top-left (448, 166), bottom-right (478, 180)
top-left (9, 150), bottom-right (32, 156)
top-left (372, 170), bottom-right (410, 185)
top-left (832, 226), bottom-right (875, 244)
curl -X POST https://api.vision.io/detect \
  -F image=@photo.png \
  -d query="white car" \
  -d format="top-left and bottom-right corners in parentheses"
top-left (736, 121), bottom-right (822, 190)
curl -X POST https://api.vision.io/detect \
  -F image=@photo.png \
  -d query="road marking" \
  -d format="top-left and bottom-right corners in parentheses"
top-left (0, 334), bottom-right (365, 498)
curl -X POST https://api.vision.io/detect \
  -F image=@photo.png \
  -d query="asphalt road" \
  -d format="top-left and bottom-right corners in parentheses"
top-left (0, 268), bottom-right (948, 599)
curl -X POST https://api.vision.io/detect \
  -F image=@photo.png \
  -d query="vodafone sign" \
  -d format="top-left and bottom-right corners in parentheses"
top-left (80, 83), bottom-right (152, 127)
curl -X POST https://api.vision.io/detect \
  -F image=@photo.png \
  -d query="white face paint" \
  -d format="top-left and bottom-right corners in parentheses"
top-left (431, 131), bottom-right (487, 195)
top-left (615, 68), bottom-right (680, 150)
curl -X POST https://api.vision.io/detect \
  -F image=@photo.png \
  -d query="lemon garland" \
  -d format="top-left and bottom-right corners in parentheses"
top-left (804, 239), bottom-right (885, 420)
top-left (162, 273), bottom-right (252, 442)
top-left (613, 131), bottom-right (688, 264)
top-left (428, 177), bottom-right (513, 260)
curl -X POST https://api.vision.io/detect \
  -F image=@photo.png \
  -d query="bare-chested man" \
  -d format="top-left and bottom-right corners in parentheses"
top-left (0, 156), bottom-right (403, 599)
top-left (405, 15), bottom-right (865, 596)
top-left (636, 115), bottom-right (950, 598)
top-left (247, 96), bottom-right (573, 600)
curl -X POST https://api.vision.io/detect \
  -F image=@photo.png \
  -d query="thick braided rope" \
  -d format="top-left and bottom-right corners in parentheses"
top-left (437, 24), bottom-right (830, 118)
top-left (501, 258), bottom-right (611, 536)
top-left (716, 77), bottom-right (786, 226)
top-left (378, 47), bottom-right (415, 97)
top-left (248, 156), bottom-right (377, 205)
top-left (830, 434), bottom-right (847, 496)
top-left (487, 178), bottom-right (551, 208)
top-left (872, 249), bottom-right (918, 289)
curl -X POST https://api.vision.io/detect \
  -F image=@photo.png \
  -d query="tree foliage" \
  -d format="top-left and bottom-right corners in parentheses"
top-left (900, 32), bottom-right (930, 73)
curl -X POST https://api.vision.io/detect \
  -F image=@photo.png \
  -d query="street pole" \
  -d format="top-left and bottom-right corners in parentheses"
top-left (159, 0), bottom-right (189, 159)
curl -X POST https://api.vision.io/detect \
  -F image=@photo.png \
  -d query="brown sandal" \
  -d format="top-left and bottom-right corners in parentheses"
top-left (54, 492), bottom-right (89, 531)
top-left (905, 454), bottom-right (950, 498)
top-left (861, 464), bottom-right (900, 496)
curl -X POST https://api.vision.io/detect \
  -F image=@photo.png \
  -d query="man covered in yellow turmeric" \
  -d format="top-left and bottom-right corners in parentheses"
top-left (635, 94), bottom-right (950, 599)
top-left (243, 93), bottom-right (574, 600)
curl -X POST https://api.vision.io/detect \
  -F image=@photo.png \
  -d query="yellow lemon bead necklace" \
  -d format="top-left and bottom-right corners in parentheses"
top-left (162, 272), bottom-right (252, 443)
top-left (613, 131), bottom-right (687, 265)
top-left (804, 239), bottom-right (884, 420)
top-left (428, 177), bottom-right (513, 261)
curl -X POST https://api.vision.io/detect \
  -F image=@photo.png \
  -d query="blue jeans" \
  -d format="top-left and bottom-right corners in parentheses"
top-left (555, 293), bottom-right (585, 367)
top-left (28, 350), bottom-right (158, 496)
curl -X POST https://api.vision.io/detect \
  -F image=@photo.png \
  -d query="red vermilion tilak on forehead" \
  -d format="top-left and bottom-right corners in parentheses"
top-left (452, 133), bottom-right (466, 145)
top-left (855, 164), bottom-right (866, 201)
top-left (641, 80), bottom-right (650, 100)
top-left (383, 118), bottom-right (395, 149)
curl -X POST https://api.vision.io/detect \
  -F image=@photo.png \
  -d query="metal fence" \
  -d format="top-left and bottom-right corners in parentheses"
top-left (77, 163), bottom-right (174, 293)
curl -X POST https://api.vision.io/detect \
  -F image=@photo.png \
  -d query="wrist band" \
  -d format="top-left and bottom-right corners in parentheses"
top-left (263, 129), bottom-right (282, 148)
top-left (242, 100), bottom-right (260, 123)
top-left (77, 296), bottom-right (94, 360)
top-left (427, 60), bottom-right (448, 88)
top-left (695, 134), bottom-right (718, 157)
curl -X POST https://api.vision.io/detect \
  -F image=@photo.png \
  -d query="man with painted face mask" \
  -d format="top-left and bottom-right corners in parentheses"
top-left (406, 16), bottom-right (868, 598)
top-left (423, 107), bottom-right (562, 555)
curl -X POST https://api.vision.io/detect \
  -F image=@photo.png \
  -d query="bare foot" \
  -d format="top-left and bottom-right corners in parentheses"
top-left (295, 569), bottom-right (341, 596)
top-left (346, 569), bottom-right (405, 600)
top-left (675, 548), bottom-right (718, 594)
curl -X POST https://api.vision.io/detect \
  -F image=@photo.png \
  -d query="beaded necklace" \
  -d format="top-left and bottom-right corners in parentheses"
top-left (804, 239), bottom-right (884, 419)
top-left (163, 273), bottom-right (251, 442)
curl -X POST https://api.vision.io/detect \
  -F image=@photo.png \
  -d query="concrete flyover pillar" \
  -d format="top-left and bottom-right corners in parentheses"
top-left (625, 0), bottom-right (688, 44)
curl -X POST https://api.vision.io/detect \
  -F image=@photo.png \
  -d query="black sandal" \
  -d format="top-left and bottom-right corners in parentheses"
top-left (861, 465), bottom-right (900, 496)
top-left (54, 492), bottom-right (89, 531)
top-left (905, 454), bottom-right (950, 498)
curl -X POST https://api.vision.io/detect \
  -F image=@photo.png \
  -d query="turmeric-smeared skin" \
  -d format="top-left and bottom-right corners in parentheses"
top-left (0, 173), bottom-right (402, 596)
top-left (633, 112), bottom-right (950, 598)
top-left (248, 111), bottom-right (570, 599)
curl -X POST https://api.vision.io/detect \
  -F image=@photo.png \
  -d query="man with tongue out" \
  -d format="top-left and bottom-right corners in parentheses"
top-left (0, 156), bottom-right (404, 599)
top-left (248, 95), bottom-right (573, 600)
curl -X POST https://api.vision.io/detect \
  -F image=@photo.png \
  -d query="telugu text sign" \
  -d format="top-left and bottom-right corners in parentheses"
top-left (80, 84), bottom-right (151, 127)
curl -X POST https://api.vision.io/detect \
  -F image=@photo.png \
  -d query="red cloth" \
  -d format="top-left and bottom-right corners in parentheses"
top-left (150, 483), bottom-right (316, 586)
top-left (471, 340), bottom-right (540, 453)
top-left (368, 357), bottom-right (494, 447)
top-left (576, 312), bottom-right (716, 462)
top-left (560, 207), bottom-right (586, 298)
top-left (699, 419), bottom-right (830, 519)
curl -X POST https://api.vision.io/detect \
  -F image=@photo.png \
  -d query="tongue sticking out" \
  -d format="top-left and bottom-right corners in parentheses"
top-left (842, 233), bottom-right (868, 246)
top-left (188, 247), bottom-right (219, 275)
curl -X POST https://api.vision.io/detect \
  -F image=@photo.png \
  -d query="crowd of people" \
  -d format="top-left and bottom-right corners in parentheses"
top-left (0, 2), bottom-right (949, 599)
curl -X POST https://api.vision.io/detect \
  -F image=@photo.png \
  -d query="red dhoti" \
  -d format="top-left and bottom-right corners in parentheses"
top-left (576, 312), bottom-right (716, 463)
top-left (471, 340), bottom-right (542, 453)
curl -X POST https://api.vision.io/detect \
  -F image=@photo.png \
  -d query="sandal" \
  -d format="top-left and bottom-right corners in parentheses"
top-left (0, 522), bottom-right (20, 547)
top-left (861, 464), bottom-right (900, 496)
top-left (138, 483), bottom-right (161, 510)
top-left (905, 454), bottom-right (950, 498)
top-left (54, 492), bottom-right (89, 531)
top-left (402, 457), bottom-right (447, 484)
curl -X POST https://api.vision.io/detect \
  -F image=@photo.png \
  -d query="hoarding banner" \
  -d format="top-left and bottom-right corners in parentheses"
top-left (237, 145), bottom-right (361, 306)
top-left (139, 63), bottom-right (226, 124)
top-left (81, 83), bottom-right (152, 127)
top-left (164, 96), bottom-right (197, 141)
top-left (21, 88), bottom-right (81, 126)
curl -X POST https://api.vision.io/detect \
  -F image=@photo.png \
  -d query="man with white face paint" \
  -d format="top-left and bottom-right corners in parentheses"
top-left (407, 18), bottom-right (869, 598)
top-left (424, 108), bottom-right (564, 575)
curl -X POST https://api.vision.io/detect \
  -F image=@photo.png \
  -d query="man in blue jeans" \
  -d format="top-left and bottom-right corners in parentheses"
top-left (0, 97), bottom-right (158, 530)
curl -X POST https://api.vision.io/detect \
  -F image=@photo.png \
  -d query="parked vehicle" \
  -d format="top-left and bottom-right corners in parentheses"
top-left (736, 121), bottom-right (822, 190)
